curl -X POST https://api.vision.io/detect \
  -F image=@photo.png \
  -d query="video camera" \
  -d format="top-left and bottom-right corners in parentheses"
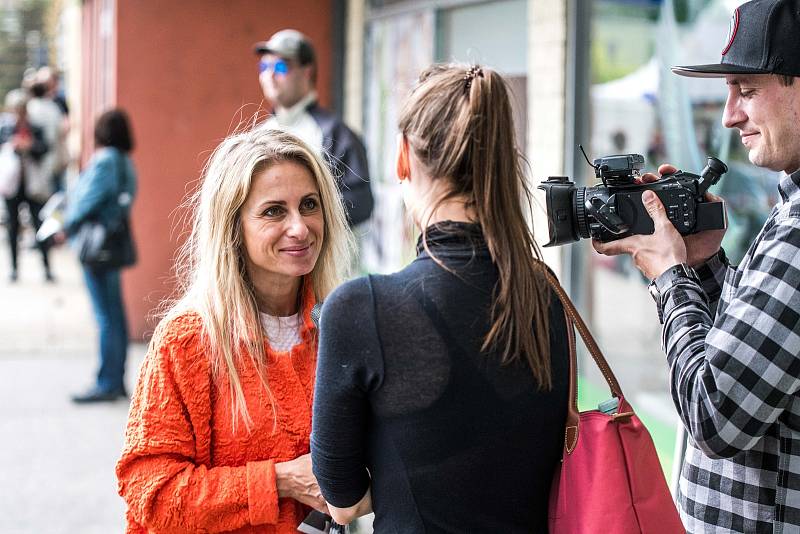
top-left (538, 150), bottom-right (728, 246)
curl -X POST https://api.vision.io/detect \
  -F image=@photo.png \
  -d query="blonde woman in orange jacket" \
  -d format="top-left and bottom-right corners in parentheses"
top-left (116, 128), bottom-right (353, 533)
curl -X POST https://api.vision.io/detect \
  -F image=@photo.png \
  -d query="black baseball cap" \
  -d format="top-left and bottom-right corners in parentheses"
top-left (253, 29), bottom-right (315, 65)
top-left (672, 0), bottom-right (800, 78)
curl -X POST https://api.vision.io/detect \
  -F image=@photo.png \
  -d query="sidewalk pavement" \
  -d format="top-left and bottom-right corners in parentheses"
top-left (0, 236), bottom-right (145, 534)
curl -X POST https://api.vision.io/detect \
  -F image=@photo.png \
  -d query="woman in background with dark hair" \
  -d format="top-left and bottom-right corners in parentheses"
top-left (64, 108), bottom-right (137, 403)
top-left (311, 63), bottom-right (570, 532)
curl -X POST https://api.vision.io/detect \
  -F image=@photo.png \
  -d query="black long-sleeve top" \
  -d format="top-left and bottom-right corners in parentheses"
top-left (311, 222), bottom-right (570, 533)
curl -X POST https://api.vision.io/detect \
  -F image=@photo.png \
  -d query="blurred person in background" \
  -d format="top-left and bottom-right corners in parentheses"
top-left (0, 88), bottom-right (53, 283)
top-left (254, 29), bottom-right (373, 230)
top-left (64, 109), bottom-right (136, 403)
top-left (28, 67), bottom-right (68, 193)
top-left (311, 64), bottom-right (570, 532)
top-left (37, 66), bottom-right (69, 115)
top-left (116, 128), bottom-right (353, 533)
top-left (28, 67), bottom-right (69, 191)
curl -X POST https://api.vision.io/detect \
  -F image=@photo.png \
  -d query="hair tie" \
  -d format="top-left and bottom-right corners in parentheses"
top-left (463, 66), bottom-right (484, 92)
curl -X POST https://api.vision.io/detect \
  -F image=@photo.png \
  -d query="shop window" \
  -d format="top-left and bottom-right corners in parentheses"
top-left (362, 0), bottom-right (528, 273)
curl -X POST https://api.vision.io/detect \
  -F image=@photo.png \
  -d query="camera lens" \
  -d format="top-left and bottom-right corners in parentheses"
top-left (539, 180), bottom-right (580, 246)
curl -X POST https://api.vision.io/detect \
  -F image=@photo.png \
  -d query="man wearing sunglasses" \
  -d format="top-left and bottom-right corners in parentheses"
top-left (254, 29), bottom-right (374, 228)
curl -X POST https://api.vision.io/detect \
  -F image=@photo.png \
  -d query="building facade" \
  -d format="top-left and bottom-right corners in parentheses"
top-left (74, 0), bottom-right (772, 479)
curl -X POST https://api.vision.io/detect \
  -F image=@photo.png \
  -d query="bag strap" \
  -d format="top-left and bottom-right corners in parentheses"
top-left (534, 263), bottom-right (625, 451)
top-left (111, 149), bottom-right (131, 225)
top-left (113, 149), bottom-right (127, 198)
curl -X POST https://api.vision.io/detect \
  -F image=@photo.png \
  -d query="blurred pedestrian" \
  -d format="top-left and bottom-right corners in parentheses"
top-left (28, 67), bottom-right (69, 192)
top-left (0, 89), bottom-right (53, 283)
top-left (116, 128), bottom-right (353, 532)
top-left (64, 109), bottom-right (137, 403)
top-left (36, 66), bottom-right (69, 115)
top-left (254, 29), bottom-right (374, 228)
top-left (311, 64), bottom-right (570, 531)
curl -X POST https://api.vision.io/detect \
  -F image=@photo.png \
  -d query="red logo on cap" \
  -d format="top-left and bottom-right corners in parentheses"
top-left (722, 8), bottom-right (740, 56)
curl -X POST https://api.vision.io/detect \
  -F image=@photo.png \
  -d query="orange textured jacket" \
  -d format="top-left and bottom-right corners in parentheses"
top-left (117, 285), bottom-right (318, 534)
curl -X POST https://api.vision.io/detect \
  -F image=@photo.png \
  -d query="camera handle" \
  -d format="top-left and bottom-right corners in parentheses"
top-left (585, 196), bottom-right (629, 235)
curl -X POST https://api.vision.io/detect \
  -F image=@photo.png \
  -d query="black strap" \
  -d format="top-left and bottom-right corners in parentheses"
top-left (111, 150), bottom-right (130, 227)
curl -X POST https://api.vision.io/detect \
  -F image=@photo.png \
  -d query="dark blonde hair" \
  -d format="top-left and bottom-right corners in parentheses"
top-left (398, 63), bottom-right (552, 389)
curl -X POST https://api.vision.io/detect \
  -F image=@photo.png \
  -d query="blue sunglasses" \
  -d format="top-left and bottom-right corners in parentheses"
top-left (259, 59), bottom-right (289, 75)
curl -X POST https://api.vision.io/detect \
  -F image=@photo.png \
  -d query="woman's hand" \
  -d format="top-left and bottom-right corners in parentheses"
top-left (275, 454), bottom-right (329, 514)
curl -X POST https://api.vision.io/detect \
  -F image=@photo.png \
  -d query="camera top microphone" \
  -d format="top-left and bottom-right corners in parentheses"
top-left (592, 153), bottom-right (645, 184)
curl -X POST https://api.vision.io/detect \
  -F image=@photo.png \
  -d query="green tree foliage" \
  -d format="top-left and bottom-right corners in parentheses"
top-left (0, 0), bottom-right (48, 104)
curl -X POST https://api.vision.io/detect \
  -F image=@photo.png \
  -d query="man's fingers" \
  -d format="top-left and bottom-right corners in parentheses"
top-left (639, 172), bottom-right (659, 184)
top-left (657, 163), bottom-right (678, 176)
top-left (642, 190), bottom-right (668, 228)
top-left (593, 237), bottom-right (634, 256)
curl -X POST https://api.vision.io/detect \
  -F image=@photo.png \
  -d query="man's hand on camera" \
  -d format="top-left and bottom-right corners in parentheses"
top-left (635, 163), bottom-right (678, 186)
top-left (593, 189), bottom-right (687, 279)
top-left (647, 164), bottom-right (727, 266)
top-left (599, 163), bottom-right (727, 277)
top-left (683, 198), bottom-right (726, 266)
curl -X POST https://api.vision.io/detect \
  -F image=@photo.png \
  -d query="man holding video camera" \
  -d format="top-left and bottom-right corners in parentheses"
top-left (594, 0), bottom-right (800, 531)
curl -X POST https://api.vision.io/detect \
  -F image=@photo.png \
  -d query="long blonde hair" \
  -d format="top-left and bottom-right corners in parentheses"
top-left (398, 63), bottom-right (552, 389)
top-left (159, 128), bottom-right (353, 429)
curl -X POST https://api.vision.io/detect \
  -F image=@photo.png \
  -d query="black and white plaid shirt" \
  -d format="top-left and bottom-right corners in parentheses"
top-left (652, 169), bottom-right (800, 533)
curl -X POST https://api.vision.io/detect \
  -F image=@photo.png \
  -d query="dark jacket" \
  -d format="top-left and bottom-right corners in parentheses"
top-left (307, 103), bottom-right (374, 226)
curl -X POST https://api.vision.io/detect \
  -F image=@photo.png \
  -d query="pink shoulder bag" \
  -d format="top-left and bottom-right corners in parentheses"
top-left (544, 270), bottom-right (684, 534)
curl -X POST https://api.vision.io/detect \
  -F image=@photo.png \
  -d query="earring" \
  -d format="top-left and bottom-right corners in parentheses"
top-left (396, 165), bottom-right (410, 182)
top-left (396, 134), bottom-right (411, 181)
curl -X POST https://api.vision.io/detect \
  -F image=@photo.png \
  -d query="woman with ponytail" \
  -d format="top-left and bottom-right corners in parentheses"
top-left (311, 64), bottom-right (570, 532)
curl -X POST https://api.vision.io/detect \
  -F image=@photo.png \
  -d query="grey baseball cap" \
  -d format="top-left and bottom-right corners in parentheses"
top-left (672, 0), bottom-right (800, 78)
top-left (253, 29), bottom-right (315, 65)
